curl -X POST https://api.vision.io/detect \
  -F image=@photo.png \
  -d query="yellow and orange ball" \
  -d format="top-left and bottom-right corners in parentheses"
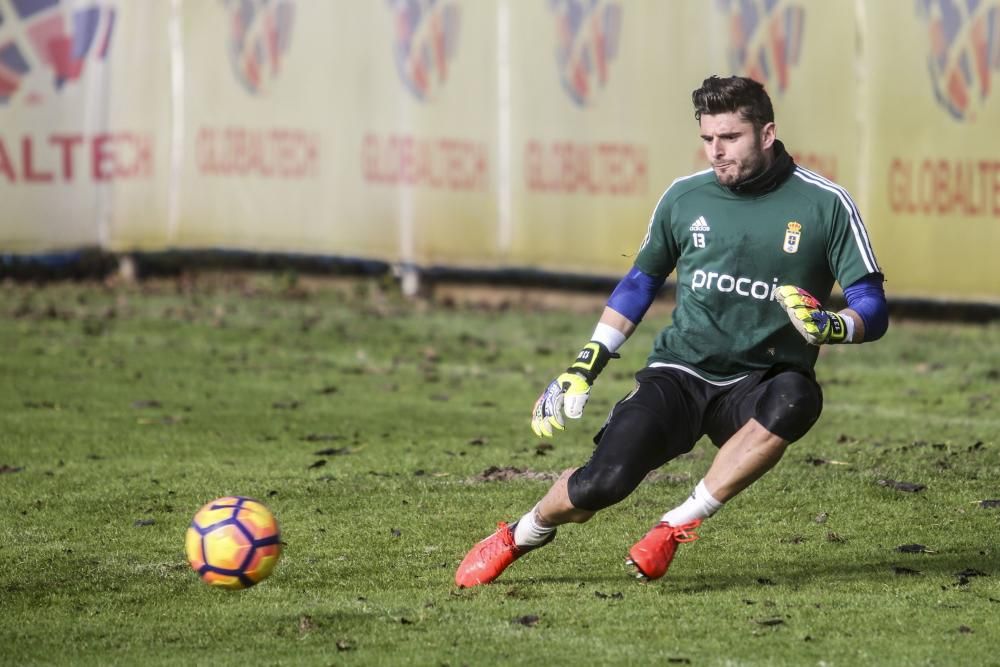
top-left (185, 496), bottom-right (281, 589)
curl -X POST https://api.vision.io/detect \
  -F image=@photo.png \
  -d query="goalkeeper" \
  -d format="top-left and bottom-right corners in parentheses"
top-left (456, 75), bottom-right (889, 587)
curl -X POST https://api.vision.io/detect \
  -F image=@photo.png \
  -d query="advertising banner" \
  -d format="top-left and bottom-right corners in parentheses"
top-left (0, 0), bottom-right (995, 302)
top-left (167, 0), bottom-right (500, 267)
top-left (505, 0), bottom-right (663, 276)
top-left (705, 0), bottom-right (861, 194)
top-left (103, 0), bottom-right (172, 251)
top-left (355, 0), bottom-right (499, 268)
top-left (503, 0), bottom-right (863, 278)
top-left (170, 0), bottom-right (335, 254)
top-left (0, 0), bottom-right (136, 252)
top-left (864, 0), bottom-right (1000, 300)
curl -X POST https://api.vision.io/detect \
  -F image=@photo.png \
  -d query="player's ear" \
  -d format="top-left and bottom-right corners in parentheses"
top-left (759, 122), bottom-right (776, 151)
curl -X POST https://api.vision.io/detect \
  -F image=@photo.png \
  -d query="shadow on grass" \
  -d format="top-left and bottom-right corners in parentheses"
top-left (672, 550), bottom-right (997, 593)
top-left (470, 549), bottom-right (998, 592)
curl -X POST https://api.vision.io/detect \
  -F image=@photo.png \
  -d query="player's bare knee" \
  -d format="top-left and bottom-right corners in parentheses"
top-left (561, 507), bottom-right (597, 524)
top-left (556, 467), bottom-right (577, 484)
top-left (538, 468), bottom-right (594, 524)
top-left (547, 467), bottom-right (578, 501)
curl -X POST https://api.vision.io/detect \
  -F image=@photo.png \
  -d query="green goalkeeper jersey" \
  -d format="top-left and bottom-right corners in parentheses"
top-left (634, 156), bottom-right (881, 382)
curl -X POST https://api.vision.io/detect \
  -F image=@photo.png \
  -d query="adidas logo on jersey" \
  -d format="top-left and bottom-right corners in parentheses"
top-left (689, 216), bottom-right (711, 232)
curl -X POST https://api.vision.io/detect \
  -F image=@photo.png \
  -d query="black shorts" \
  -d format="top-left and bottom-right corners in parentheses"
top-left (566, 364), bottom-right (823, 511)
top-left (597, 363), bottom-right (823, 451)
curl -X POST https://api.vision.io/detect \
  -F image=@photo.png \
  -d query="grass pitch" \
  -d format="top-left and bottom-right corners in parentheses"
top-left (1, 274), bottom-right (998, 666)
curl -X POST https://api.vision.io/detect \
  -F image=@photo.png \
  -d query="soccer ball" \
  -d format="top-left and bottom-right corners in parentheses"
top-left (185, 496), bottom-right (282, 590)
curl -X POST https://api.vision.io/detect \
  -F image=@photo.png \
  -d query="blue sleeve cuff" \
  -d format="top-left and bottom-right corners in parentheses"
top-left (607, 266), bottom-right (664, 324)
top-left (843, 273), bottom-right (888, 342)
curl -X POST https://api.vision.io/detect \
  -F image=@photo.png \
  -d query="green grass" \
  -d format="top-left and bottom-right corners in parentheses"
top-left (1, 274), bottom-right (998, 666)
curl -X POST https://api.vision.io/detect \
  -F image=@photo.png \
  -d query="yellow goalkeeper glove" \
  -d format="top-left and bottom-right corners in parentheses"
top-left (531, 341), bottom-right (618, 438)
top-left (774, 285), bottom-right (849, 345)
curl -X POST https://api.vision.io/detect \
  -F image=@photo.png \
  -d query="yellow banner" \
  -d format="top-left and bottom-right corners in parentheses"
top-left (504, 0), bottom-right (862, 276)
top-left (169, 0), bottom-right (335, 253)
top-left (864, 1), bottom-right (1000, 300)
top-left (104, 0), bottom-right (172, 251)
top-left (506, 0), bottom-right (664, 275)
top-left (0, 0), bottom-right (152, 251)
top-left (355, 0), bottom-right (499, 267)
top-left (0, 0), bottom-right (996, 302)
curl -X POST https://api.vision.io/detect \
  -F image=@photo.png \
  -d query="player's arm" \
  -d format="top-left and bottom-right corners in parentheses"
top-left (774, 274), bottom-right (888, 345)
top-left (840, 273), bottom-right (888, 342)
top-left (531, 267), bottom-right (663, 437)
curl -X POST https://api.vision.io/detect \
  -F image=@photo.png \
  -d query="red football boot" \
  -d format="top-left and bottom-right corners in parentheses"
top-left (455, 521), bottom-right (555, 588)
top-left (625, 519), bottom-right (701, 581)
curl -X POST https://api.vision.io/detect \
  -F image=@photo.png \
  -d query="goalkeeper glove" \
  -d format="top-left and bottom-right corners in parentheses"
top-left (774, 285), bottom-right (849, 345)
top-left (531, 341), bottom-right (618, 438)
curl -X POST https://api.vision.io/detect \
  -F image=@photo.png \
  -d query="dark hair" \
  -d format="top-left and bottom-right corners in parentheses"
top-left (692, 76), bottom-right (774, 129)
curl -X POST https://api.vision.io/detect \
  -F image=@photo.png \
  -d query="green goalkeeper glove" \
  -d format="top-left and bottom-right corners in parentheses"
top-left (774, 285), bottom-right (849, 345)
top-left (531, 341), bottom-right (618, 438)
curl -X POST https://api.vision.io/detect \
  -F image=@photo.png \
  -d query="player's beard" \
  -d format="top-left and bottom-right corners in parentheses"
top-left (713, 135), bottom-right (768, 187)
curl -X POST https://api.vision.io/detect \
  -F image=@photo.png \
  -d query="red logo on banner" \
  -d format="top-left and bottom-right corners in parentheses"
top-left (196, 126), bottom-right (319, 179)
top-left (362, 133), bottom-right (488, 191)
top-left (224, 0), bottom-right (296, 95)
top-left (526, 140), bottom-right (647, 196)
top-left (387, 0), bottom-right (461, 102)
top-left (549, 0), bottom-right (622, 106)
top-left (889, 158), bottom-right (1000, 216)
top-left (916, 0), bottom-right (1000, 121)
top-left (0, 2), bottom-right (150, 184)
top-left (202, 3), bottom-right (319, 179)
top-left (0, 0), bottom-right (116, 105)
top-left (0, 133), bottom-right (152, 183)
top-left (718, 0), bottom-right (805, 95)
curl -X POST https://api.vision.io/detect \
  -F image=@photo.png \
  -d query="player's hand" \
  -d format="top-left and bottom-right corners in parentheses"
top-left (774, 285), bottom-right (848, 345)
top-left (530, 342), bottom-right (618, 437)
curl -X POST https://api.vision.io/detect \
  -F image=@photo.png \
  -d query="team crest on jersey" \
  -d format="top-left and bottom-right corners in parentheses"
top-left (783, 221), bottom-right (802, 253)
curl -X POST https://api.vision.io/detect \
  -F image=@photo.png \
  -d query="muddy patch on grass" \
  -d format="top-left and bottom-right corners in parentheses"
top-left (465, 466), bottom-right (691, 484)
top-left (877, 479), bottom-right (926, 493)
top-left (468, 466), bottom-right (558, 482)
top-left (643, 470), bottom-right (692, 484)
